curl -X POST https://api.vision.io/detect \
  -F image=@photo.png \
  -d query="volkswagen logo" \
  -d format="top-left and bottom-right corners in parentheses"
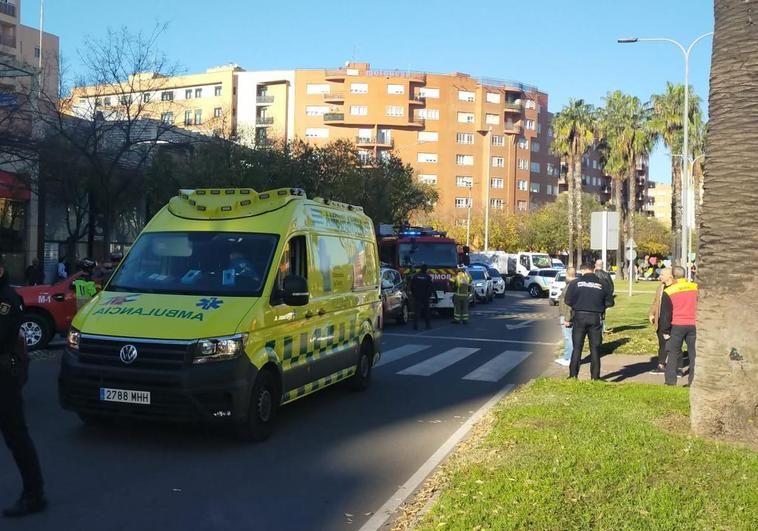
top-left (119, 344), bottom-right (138, 365)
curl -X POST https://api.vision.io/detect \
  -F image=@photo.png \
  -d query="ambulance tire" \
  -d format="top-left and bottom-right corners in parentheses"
top-left (238, 370), bottom-right (279, 442)
top-left (350, 340), bottom-right (373, 391)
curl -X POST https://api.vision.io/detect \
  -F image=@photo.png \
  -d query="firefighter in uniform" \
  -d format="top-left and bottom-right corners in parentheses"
top-left (72, 258), bottom-right (98, 310)
top-left (0, 257), bottom-right (47, 518)
top-left (410, 264), bottom-right (435, 330)
top-left (451, 265), bottom-right (471, 325)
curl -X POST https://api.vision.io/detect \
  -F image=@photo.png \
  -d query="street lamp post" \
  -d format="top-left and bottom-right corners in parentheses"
top-left (483, 126), bottom-right (492, 252)
top-left (668, 152), bottom-right (706, 280)
top-left (618, 32), bottom-right (713, 269)
top-left (466, 181), bottom-right (472, 246)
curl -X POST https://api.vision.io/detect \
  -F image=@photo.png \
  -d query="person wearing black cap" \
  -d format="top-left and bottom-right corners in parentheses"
top-left (409, 264), bottom-right (435, 330)
top-left (0, 256), bottom-right (47, 518)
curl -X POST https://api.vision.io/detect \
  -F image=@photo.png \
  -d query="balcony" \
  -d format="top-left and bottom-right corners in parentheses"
top-left (408, 117), bottom-right (425, 128)
top-left (0, 32), bottom-right (15, 49)
top-left (356, 136), bottom-right (394, 148)
top-left (323, 112), bottom-right (344, 123)
top-left (504, 101), bottom-right (522, 113)
top-left (255, 116), bottom-right (274, 126)
top-left (409, 94), bottom-right (425, 105)
top-left (504, 120), bottom-right (523, 134)
top-left (0, 3), bottom-right (16, 17)
top-left (324, 69), bottom-right (346, 81)
top-left (323, 92), bottom-right (344, 104)
top-left (256, 95), bottom-right (274, 104)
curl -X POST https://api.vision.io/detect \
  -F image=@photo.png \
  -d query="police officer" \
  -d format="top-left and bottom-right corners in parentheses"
top-left (0, 257), bottom-right (47, 518)
top-left (564, 262), bottom-right (614, 380)
top-left (409, 264), bottom-right (435, 330)
top-left (451, 265), bottom-right (471, 325)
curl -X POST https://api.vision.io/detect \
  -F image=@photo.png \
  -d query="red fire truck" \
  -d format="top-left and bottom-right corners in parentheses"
top-left (377, 225), bottom-right (469, 311)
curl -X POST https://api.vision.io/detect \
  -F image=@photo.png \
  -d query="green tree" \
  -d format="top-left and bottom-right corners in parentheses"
top-left (633, 213), bottom-right (671, 256)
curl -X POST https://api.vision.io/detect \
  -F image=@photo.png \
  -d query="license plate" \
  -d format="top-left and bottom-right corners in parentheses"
top-left (99, 387), bottom-right (151, 405)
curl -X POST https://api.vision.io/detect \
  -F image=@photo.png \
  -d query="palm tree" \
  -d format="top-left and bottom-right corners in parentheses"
top-left (690, 1), bottom-right (757, 444)
top-left (650, 82), bottom-right (703, 263)
top-left (551, 99), bottom-right (596, 267)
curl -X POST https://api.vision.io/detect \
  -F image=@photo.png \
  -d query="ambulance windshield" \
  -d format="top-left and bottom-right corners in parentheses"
top-left (108, 232), bottom-right (278, 296)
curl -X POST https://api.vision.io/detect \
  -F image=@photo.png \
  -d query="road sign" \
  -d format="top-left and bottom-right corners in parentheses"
top-left (590, 211), bottom-right (620, 250)
top-left (626, 238), bottom-right (637, 250)
top-left (625, 248), bottom-right (637, 261)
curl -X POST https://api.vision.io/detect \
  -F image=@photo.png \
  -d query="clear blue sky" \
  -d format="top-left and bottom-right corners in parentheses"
top-left (25, 0), bottom-right (714, 183)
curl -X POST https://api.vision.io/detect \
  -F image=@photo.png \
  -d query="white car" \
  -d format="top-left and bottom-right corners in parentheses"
top-left (525, 268), bottom-right (561, 298)
top-left (551, 258), bottom-right (566, 269)
top-left (486, 266), bottom-right (506, 297)
top-left (468, 266), bottom-right (494, 303)
top-left (549, 270), bottom-right (568, 305)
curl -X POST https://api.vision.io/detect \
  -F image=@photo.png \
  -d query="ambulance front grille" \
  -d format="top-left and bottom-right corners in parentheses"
top-left (78, 335), bottom-right (192, 369)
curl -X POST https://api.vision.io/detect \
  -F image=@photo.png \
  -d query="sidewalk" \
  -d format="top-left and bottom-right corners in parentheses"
top-left (542, 353), bottom-right (691, 385)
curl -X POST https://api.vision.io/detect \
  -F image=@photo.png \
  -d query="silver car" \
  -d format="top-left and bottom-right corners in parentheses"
top-left (468, 266), bottom-right (494, 303)
top-left (487, 266), bottom-right (506, 297)
top-left (549, 271), bottom-right (567, 306)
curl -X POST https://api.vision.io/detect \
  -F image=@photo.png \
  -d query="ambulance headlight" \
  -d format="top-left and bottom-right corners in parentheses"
top-left (67, 328), bottom-right (81, 351)
top-left (193, 334), bottom-right (247, 363)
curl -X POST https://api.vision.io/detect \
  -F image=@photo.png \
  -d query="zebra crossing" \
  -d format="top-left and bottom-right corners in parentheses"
top-left (379, 343), bottom-right (533, 383)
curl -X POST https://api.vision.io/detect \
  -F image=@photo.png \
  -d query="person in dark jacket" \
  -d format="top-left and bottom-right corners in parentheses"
top-left (658, 266), bottom-right (698, 386)
top-left (564, 263), bottom-right (614, 380)
top-left (24, 259), bottom-right (44, 286)
top-left (0, 257), bottom-right (47, 518)
top-left (409, 264), bottom-right (435, 330)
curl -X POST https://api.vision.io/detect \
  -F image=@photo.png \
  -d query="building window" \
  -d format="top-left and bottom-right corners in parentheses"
top-left (492, 156), bottom-right (505, 168)
top-left (378, 150), bottom-right (391, 162)
top-left (457, 112), bottom-right (475, 124)
top-left (486, 92), bottom-right (501, 104)
top-left (491, 135), bottom-right (504, 146)
top-left (517, 200), bottom-right (528, 211)
top-left (386, 105), bottom-right (404, 117)
top-left (525, 100), bottom-right (536, 110)
top-left (547, 163), bottom-right (555, 176)
top-left (593, 160), bottom-right (598, 169)
top-left (531, 141), bottom-right (540, 152)
top-left (455, 197), bottom-right (472, 208)
top-left (517, 159), bottom-right (529, 170)
top-left (456, 176), bottom-right (473, 187)
top-left (194, 109), bottom-right (203, 125)
top-left (417, 152), bottom-right (438, 163)
top-left (387, 84), bottom-right (404, 95)
top-left (184, 110), bottom-right (192, 125)
top-left (418, 131), bottom-right (438, 142)
top-left (485, 113), bottom-right (500, 125)
top-left (419, 87), bottom-right (439, 99)
top-left (491, 178), bottom-right (504, 189)
top-left (491, 199), bottom-right (504, 209)
top-left (455, 218), bottom-right (468, 227)
top-left (103, 97), bottom-right (112, 106)
top-left (546, 184), bottom-right (553, 195)
top-left (537, 122), bottom-right (542, 134)
top-left (161, 91), bottom-right (173, 102)
top-left (456, 133), bottom-right (474, 145)
top-left (518, 137), bottom-right (529, 150)
top-left (350, 105), bottom-right (368, 116)
top-left (517, 180), bottom-right (528, 191)
top-left (530, 162), bottom-right (541, 173)
top-left (305, 128), bottom-right (329, 138)
top-left (456, 154), bottom-right (474, 166)
top-left (306, 83), bottom-right (330, 95)
top-left (525, 119), bottom-right (536, 130)
top-left (213, 107), bottom-right (222, 118)
top-left (458, 90), bottom-right (475, 102)
top-left (530, 182), bottom-right (540, 193)
top-left (214, 85), bottom-right (222, 97)
top-left (350, 83), bottom-right (368, 94)
top-left (160, 112), bottom-right (173, 124)
top-left (418, 108), bottom-right (439, 120)
top-left (305, 105), bottom-right (329, 116)
top-left (358, 150), bottom-right (372, 164)
top-left (418, 174), bottom-right (437, 185)
top-left (142, 93), bottom-right (151, 103)
top-left (195, 88), bottom-right (202, 98)
top-left (185, 89), bottom-right (193, 99)
top-left (119, 95), bottom-right (132, 105)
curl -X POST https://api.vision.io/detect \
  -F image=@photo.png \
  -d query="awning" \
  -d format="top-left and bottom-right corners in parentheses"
top-left (0, 170), bottom-right (31, 201)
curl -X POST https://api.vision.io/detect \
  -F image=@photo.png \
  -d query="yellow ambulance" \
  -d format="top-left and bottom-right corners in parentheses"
top-left (59, 187), bottom-right (382, 440)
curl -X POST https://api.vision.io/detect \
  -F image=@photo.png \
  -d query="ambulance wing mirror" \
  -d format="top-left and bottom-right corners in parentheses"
top-left (283, 275), bottom-right (309, 307)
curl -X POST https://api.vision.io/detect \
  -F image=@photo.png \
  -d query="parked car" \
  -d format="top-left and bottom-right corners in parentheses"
top-left (487, 267), bottom-right (506, 297)
top-left (551, 258), bottom-right (566, 269)
top-left (468, 266), bottom-right (494, 303)
top-left (381, 267), bottom-right (409, 325)
top-left (525, 268), bottom-right (561, 298)
top-left (549, 270), bottom-right (568, 306)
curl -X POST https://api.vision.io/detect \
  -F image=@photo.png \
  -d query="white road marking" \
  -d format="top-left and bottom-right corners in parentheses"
top-left (397, 347), bottom-right (479, 377)
top-left (463, 350), bottom-right (532, 382)
top-left (383, 332), bottom-right (561, 347)
top-left (359, 384), bottom-right (516, 531)
top-left (375, 344), bottom-right (431, 368)
top-left (504, 321), bottom-right (532, 331)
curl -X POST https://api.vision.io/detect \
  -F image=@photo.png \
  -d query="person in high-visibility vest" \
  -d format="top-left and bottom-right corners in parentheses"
top-left (72, 259), bottom-right (98, 310)
top-left (451, 265), bottom-right (471, 325)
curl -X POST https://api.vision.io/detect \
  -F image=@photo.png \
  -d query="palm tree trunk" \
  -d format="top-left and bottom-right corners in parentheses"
top-left (691, 0), bottom-right (758, 444)
top-left (566, 157), bottom-right (575, 269)
top-left (614, 175), bottom-right (625, 279)
top-left (671, 161), bottom-right (682, 263)
top-left (574, 156), bottom-right (583, 266)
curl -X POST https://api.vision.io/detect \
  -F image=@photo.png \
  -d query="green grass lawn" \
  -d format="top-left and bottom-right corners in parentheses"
top-left (415, 379), bottom-right (758, 531)
top-left (601, 280), bottom-right (658, 355)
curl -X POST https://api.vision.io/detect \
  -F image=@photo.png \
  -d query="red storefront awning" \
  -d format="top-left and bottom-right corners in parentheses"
top-left (0, 170), bottom-right (31, 201)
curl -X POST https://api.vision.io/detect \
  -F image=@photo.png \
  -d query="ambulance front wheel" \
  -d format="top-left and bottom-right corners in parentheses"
top-left (350, 340), bottom-right (374, 391)
top-left (238, 369), bottom-right (279, 442)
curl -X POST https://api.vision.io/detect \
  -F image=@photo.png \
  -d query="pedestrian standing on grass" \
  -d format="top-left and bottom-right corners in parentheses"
top-left (564, 263), bottom-right (614, 380)
top-left (648, 267), bottom-right (674, 374)
top-left (0, 256), bottom-right (47, 518)
top-left (555, 267), bottom-right (576, 367)
top-left (659, 266), bottom-right (698, 386)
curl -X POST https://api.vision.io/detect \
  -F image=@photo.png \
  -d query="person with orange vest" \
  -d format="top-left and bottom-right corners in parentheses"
top-left (658, 265), bottom-right (698, 386)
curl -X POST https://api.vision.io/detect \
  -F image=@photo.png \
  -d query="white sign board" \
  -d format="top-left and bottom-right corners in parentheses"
top-left (590, 211), bottom-right (620, 250)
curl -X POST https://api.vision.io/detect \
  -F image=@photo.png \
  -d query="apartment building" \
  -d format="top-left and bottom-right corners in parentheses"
top-left (71, 64), bottom-right (241, 138)
top-left (645, 181), bottom-right (672, 224)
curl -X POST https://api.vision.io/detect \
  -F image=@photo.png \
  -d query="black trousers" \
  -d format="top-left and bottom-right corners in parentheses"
top-left (666, 325), bottom-right (696, 386)
top-left (413, 298), bottom-right (431, 329)
top-left (0, 370), bottom-right (44, 497)
top-left (656, 328), bottom-right (668, 366)
top-left (569, 311), bottom-right (603, 380)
